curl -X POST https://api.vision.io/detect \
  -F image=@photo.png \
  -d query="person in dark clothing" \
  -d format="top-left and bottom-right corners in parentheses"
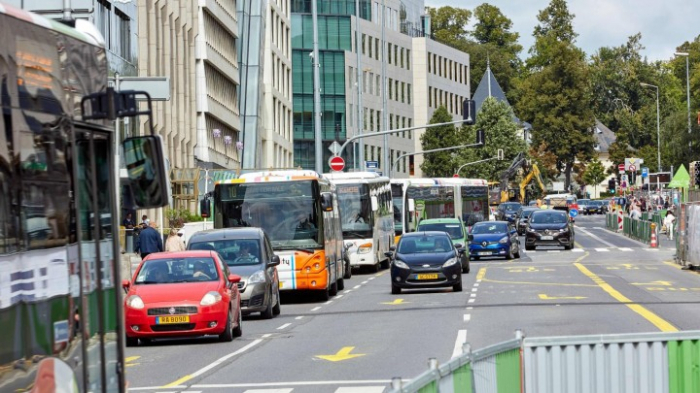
top-left (135, 222), bottom-right (163, 259)
top-left (122, 213), bottom-right (135, 229)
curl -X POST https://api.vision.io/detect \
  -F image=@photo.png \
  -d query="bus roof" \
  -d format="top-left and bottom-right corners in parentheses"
top-left (433, 178), bottom-right (488, 186)
top-left (324, 172), bottom-right (389, 184)
top-left (0, 3), bottom-right (105, 47)
top-left (216, 170), bottom-right (323, 184)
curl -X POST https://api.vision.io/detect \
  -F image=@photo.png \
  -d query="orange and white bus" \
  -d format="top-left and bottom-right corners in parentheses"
top-left (212, 170), bottom-right (345, 300)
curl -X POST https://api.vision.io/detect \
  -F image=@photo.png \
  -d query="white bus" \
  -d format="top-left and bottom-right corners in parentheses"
top-left (325, 173), bottom-right (394, 272)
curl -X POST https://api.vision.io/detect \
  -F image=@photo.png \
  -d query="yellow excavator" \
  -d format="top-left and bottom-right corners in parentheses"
top-left (496, 152), bottom-right (547, 204)
top-left (518, 163), bottom-right (547, 204)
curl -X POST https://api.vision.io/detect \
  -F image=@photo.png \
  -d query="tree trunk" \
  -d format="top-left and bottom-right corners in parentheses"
top-left (564, 162), bottom-right (573, 192)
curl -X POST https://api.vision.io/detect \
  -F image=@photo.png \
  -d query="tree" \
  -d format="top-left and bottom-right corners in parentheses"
top-left (426, 6), bottom-right (471, 43)
top-left (456, 97), bottom-right (526, 181)
top-left (420, 106), bottom-right (459, 177)
top-left (515, 0), bottom-right (596, 190)
top-left (582, 158), bottom-right (606, 197)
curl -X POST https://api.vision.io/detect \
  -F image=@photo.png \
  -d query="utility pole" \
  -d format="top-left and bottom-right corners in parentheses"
top-left (355, 0), bottom-right (364, 169)
top-left (381, 0), bottom-right (389, 177)
top-left (312, 0), bottom-right (323, 173)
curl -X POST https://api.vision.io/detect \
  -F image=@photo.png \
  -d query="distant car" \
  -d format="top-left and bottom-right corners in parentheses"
top-left (468, 221), bottom-right (521, 260)
top-left (496, 202), bottom-right (522, 223)
top-left (582, 199), bottom-right (599, 215)
top-left (578, 199), bottom-right (591, 214)
top-left (515, 207), bottom-right (539, 235)
top-left (462, 212), bottom-right (486, 233)
top-left (187, 228), bottom-right (281, 319)
top-left (123, 250), bottom-right (243, 346)
top-left (592, 200), bottom-right (607, 214)
top-left (416, 218), bottom-right (470, 273)
top-left (387, 231), bottom-right (465, 294)
top-left (525, 210), bottom-right (574, 250)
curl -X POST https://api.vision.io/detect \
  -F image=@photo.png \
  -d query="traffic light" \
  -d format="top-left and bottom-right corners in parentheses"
top-left (463, 99), bottom-right (476, 125)
top-left (409, 155), bottom-right (415, 176)
top-left (608, 178), bottom-right (616, 193)
top-left (476, 129), bottom-right (485, 145)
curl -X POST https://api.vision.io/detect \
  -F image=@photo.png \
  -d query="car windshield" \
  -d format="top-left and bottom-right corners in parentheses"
top-left (471, 223), bottom-right (508, 234)
top-left (530, 212), bottom-right (568, 224)
top-left (417, 223), bottom-right (464, 239)
top-left (503, 203), bottom-right (520, 211)
top-left (189, 239), bottom-right (262, 266)
top-left (463, 213), bottom-right (485, 226)
top-left (521, 209), bottom-right (536, 218)
top-left (135, 257), bottom-right (219, 284)
top-left (398, 235), bottom-right (453, 254)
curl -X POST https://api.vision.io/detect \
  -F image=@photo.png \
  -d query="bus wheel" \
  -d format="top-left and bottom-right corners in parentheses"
top-left (329, 279), bottom-right (338, 296)
top-left (318, 286), bottom-right (330, 301)
top-left (337, 278), bottom-right (345, 290)
top-left (343, 258), bottom-right (352, 279)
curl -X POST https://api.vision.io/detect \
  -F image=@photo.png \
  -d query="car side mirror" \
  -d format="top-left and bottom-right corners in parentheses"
top-left (122, 135), bottom-right (170, 208)
top-left (384, 251), bottom-right (393, 258)
top-left (389, 245), bottom-right (396, 251)
top-left (228, 274), bottom-right (242, 284)
top-left (468, 234), bottom-right (474, 241)
top-left (268, 255), bottom-right (281, 267)
top-left (457, 248), bottom-right (465, 255)
top-left (454, 243), bottom-right (463, 249)
top-left (121, 279), bottom-right (131, 294)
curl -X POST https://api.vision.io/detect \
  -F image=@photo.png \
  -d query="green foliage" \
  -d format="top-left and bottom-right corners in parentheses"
top-left (582, 158), bottom-right (606, 194)
top-left (420, 106), bottom-right (459, 177)
top-left (165, 207), bottom-right (203, 228)
top-left (426, 6), bottom-right (472, 42)
top-left (456, 98), bottom-right (527, 181)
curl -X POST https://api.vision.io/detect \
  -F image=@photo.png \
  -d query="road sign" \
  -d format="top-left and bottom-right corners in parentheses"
top-left (329, 156), bottom-right (345, 172)
top-left (569, 209), bottom-right (578, 218)
top-left (453, 174), bottom-right (459, 178)
top-left (328, 141), bottom-right (342, 155)
top-left (365, 160), bottom-right (379, 169)
top-left (629, 165), bottom-right (636, 172)
top-left (642, 167), bottom-right (649, 178)
top-left (625, 157), bottom-right (643, 171)
top-left (618, 163), bottom-right (625, 173)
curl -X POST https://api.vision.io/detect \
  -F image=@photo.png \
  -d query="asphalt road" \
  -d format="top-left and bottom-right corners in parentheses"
top-left (125, 214), bottom-right (698, 393)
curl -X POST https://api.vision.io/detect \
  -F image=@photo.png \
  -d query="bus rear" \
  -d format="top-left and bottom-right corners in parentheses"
top-left (213, 171), bottom-right (343, 299)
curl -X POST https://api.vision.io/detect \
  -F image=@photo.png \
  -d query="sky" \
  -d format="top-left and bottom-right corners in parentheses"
top-left (425, 0), bottom-right (698, 62)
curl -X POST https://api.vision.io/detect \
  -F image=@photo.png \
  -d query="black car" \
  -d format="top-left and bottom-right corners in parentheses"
top-left (515, 207), bottom-right (539, 235)
top-left (187, 228), bottom-right (282, 319)
top-left (525, 210), bottom-right (574, 250)
top-left (386, 231), bottom-right (465, 294)
top-left (496, 202), bottom-right (522, 223)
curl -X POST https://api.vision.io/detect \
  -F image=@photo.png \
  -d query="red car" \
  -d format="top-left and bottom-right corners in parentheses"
top-left (122, 250), bottom-right (242, 346)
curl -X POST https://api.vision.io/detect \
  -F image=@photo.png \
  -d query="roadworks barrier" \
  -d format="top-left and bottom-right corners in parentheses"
top-left (387, 330), bottom-right (700, 393)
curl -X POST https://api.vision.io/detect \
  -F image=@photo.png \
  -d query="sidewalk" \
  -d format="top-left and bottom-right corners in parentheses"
top-left (119, 252), bottom-right (142, 280)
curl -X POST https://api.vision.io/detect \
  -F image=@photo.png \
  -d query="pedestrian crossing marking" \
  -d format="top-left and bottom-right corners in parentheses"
top-left (619, 247), bottom-right (633, 251)
top-left (572, 249), bottom-right (585, 253)
top-left (241, 389), bottom-right (293, 393)
top-left (336, 387), bottom-right (385, 393)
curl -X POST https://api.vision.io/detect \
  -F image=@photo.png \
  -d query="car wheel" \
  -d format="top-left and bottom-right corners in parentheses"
top-left (343, 257), bottom-right (352, 279)
top-left (261, 289), bottom-right (274, 319)
top-left (219, 310), bottom-right (234, 342)
top-left (505, 247), bottom-right (514, 260)
top-left (318, 285), bottom-right (330, 301)
top-left (272, 286), bottom-right (281, 316)
top-left (391, 283), bottom-right (401, 294)
top-left (380, 258), bottom-right (390, 269)
top-left (337, 277), bottom-right (345, 291)
top-left (232, 306), bottom-right (243, 338)
top-left (453, 280), bottom-right (463, 292)
top-left (371, 263), bottom-right (380, 273)
top-left (514, 247), bottom-right (521, 258)
top-left (125, 336), bottom-right (138, 347)
top-left (525, 245), bottom-right (535, 251)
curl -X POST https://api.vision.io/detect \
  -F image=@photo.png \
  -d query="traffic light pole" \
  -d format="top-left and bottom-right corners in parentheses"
top-left (392, 142), bottom-right (485, 174)
top-left (456, 156), bottom-right (499, 176)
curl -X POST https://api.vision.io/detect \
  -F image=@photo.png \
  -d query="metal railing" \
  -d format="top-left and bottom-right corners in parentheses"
top-left (622, 216), bottom-right (654, 243)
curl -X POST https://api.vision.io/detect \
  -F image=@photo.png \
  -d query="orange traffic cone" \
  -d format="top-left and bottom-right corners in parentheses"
top-left (650, 223), bottom-right (658, 248)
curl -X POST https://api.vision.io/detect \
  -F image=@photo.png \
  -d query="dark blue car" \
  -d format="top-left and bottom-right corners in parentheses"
top-left (468, 221), bottom-right (521, 260)
top-left (387, 231), bottom-right (465, 294)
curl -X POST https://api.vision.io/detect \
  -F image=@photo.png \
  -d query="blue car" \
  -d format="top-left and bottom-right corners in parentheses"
top-left (468, 221), bottom-right (521, 260)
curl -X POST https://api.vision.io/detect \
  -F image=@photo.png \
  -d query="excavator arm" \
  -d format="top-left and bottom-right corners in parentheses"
top-left (499, 152), bottom-right (528, 203)
top-left (518, 164), bottom-right (547, 204)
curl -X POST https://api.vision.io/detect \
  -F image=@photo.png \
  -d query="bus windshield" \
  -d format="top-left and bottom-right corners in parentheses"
top-left (216, 182), bottom-right (322, 250)
top-left (336, 183), bottom-right (373, 238)
top-left (407, 185), bottom-right (455, 219)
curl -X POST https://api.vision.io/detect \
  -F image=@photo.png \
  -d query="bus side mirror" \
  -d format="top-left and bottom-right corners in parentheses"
top-left (200, 198), bottom-right (211, 218)
top-left (321, 192), bottom-right (334, 211)
top-left (122, 135), bottom-right (169, 208)
top-left (371, 196), bottom-right (378, 211)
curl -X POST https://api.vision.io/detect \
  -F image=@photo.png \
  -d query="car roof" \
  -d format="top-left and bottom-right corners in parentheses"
top-left (474, 220), bottom-right (508, 225)
top-left (188, 227), bottom-right (265, 242)
top-left (417, 218), bottom-right (462, 224)
top-left (146, 250), bottom-right (217, 259)
top-left (401, 231), bottom-right (452, 238)
top-left (532, 209), bottom-right (567, 215)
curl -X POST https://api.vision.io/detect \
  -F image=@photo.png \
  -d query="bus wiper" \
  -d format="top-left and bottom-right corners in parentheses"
top-left (343, 230), bottom-right (367, 239)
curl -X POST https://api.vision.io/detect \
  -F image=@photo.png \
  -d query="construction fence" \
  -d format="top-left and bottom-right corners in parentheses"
top-left (388, 330), bottom-right (700, 393)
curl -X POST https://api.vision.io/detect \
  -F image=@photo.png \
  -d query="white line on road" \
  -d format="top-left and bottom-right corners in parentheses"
top-left (595, 248), bottom-right (610, 252)
top-left (262, 334), bottom-right (272, 338)
top-left (619, 247), bottom-right (633, 251)
top-left (336, 387), bottom-right (386, 393)
top-left (572, 249), bottom-right (585, 253)
top-left (576, 226), bottom-right (617, 247)
top-left (335, 295), bottom-right (344, 299)
top-left (240, 389), bottom-right (292, 393)
top-left (470, 293), bottom-right (476, 298)
top-left (452, 330), bottom-right (468, 358)
top-left (324, 300), bottom-right (333, 305)
top-left (191, 381), bottom-right (394, 389)
top-left (468, 299), bottom-right (475, 303)
top-left (473, 283), bottom-right (479, 287)
top-left (343, 290), bottom-right (353, 294)
top-left (187, 339), bottom-right (264, 380)
top-left (361, 281), bottom-right (369, 284)
top-left (471, 288), bottom-right (478, 292)
top-left (466, 307), bottom-right (473, 310)
top-left (311, 307), bottom-right (322, 311)
top-left (276, 323), bottom-right (292, 330)
top-left (463, 314), bottom-right (471, 322)
top-left (295, 316), bottom-right (304, 320)
top-left (353, 285), bottom-right (361, 289)
top-left (368, 277), bottom-right (376, 280)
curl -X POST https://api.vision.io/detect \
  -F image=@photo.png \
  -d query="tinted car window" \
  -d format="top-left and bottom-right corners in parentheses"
top-left (189, 239), bottom-right (262, 266)
top-left (398, 235), bottom-right (452, 254)
top-left (521, 209), bottom-right (536, 218)
top-left (471, 223), bottom-right (508, 234)
top-left (530, 212), bottom-right (568, 224)
top-left (135, 257), bottom-right (219, 283)
top-left (416, 223), bottom-right (464, 239)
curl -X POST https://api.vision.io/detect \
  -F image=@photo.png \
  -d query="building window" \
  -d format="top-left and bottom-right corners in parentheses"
top-left (388, 78), bottom-right (393, 100)
top-left (407, 83), bottom-right (411, 105)
top-left (406, 49), bottom-right (410, 70)
top-left (428, 87), bottom-right (432, 107)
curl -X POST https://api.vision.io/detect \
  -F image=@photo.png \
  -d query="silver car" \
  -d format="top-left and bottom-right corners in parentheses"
top-left (187, 227), bottom-right (281, 319)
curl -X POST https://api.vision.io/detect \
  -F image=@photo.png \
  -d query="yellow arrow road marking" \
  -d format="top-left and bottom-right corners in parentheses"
top-left (316, 346), bottom-right (365, 362)
top-left (538, 294), bottom-right (587, 300)
top-left (632, 280), bottom-right (673, 286)
top-left (382, 298), bottom-right (407, 305)
top-left (125, 356), bottom-right (140, 367)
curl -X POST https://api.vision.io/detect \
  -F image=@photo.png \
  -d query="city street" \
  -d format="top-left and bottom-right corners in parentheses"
top-left (124, 214), bottom-right (698, 393)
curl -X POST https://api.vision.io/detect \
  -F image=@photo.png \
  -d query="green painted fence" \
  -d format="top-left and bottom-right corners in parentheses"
top-left (623, 216), bottom-right (655, 243)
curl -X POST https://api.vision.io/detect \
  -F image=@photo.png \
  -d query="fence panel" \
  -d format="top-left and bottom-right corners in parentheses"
top-left (685, 204), bottom-right (700, 266)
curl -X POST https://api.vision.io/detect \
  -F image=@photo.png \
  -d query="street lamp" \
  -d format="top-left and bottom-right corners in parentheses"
top-left (640, 82), bottom-right (661, 172)
top-left (675, 52), bottom-right (692, 147)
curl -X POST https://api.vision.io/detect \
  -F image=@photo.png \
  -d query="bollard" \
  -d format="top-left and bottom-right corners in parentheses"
top-left (391, 377), bottom-right (403, 390)
top-left (650, 223), bottom-right (658, 248)
top-left (617, 210), bottom-right (623, 232)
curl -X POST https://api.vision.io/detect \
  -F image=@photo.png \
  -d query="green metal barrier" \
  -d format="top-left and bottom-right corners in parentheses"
top-left (623, 216), bottom-right (654, 243)
top-left (606, 213), bottom-right (617, 231)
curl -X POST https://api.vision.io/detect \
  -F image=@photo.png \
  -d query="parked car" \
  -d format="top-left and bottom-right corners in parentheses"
top-left (386, 231), bottom-right (465, 294)
top-left (515, 207), bottom-right (539, 235)
top-left (525, 210), bottom-right (574, 250)
top-left (496, 202), bottom-right (522, 223)
top-left (468, 221), bottom-right (521, 260)
top-left (416, 218), bottom-right (470, 273)
top-left (123, 250), bottom-right (243, 346)
top-left (187, 228), bottom-right (281, 319)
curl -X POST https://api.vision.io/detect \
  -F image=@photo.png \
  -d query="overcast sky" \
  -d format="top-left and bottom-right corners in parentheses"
top-left (425, 0), bottom-right (698, 62)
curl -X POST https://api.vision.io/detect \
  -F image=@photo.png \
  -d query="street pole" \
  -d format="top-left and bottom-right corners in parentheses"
top-left (641, 82), bottom-right (661, 172)
top-left (456, 156), bottom-right (498, 176)
top-left (392, 142), bottom-right (484, 173)
top-left (675, 52), bottom-right (692, 148)
top-left (312, 0), bottom-right (323, 173)
top-left (381, 0), bottom-right (389, 177)
top-left (355, 0), bottom-right (364, 168)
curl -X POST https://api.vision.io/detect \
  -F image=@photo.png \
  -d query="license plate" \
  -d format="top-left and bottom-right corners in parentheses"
top-left (416, 273), bottom-right (438, 280)
top-left (478, 251), bottom-right (491, 256)
top-left (541, 236), bottom-right (554, 240)
top-left (156, 315), bottom-right (190, 324)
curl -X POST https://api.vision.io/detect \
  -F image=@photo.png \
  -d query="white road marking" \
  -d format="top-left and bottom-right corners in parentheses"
top-left (452, 329), bottom-right (468, 358)
top-left (468, 299), bottom-right (475, 303)
top-left (276, 323), bottom-right (292, 330)
top-left (576, 226), bottom-right (617, 247)
top-left (466, 307), bottom-right (473, 310)
top-left (473, 283), bottom-right (479, 287)
top-left (470, 293), bottom-right (476, 298)
top-left (324, 300), bottom-right (333, 305)
top-left (595, 248), bottom-right (610, 252)
top-left (353, 285), bottom-right (361, 289)
top-left (262, 334), bottom-right (272, 338)
top-left (463, 314), bottom-right (471, 322)
top-left (336, 387), bottom-right (386, 393)
top-left (191, 381), bottom-right (393, 389)
top-left (368, 277), bottom-right (376, 280)
top-left (343, 290), bottom-right (353, 294)
top-left (240, 389), bottom-right (293, 393)
top-left (471, 288), bottom-right (478, 292)
top-left (184, 339), bottom-right (264, 381)
top-left (181, 391), bottom-right (202, 393)
top-left (335, 295), bottom-right (344, 299)
top-left (572, 249), bottom-right (585, 253)
top-left (619, 247), bottom-right (633, 251)
top-left (361, 281), bottom-right (369, 284)
top-left (295, 316), bottom-right (304, 320)
top-left (311, 307), bottom-right (322, 311)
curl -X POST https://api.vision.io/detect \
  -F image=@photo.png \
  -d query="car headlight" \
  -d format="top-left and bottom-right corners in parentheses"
top-left (443, 258), bottom-right (459, 267)
top-left (358, 242), bottom-right (372, 254)
top-left (126, 295), bottom-right (144, 310)
top-left (200, 291), bottom-right (222, 306)
top-left (248, 270), bottom-right (265, 284)
top-left (559, 227), bottom-right (569, 233)
top-left (499, 236), bottom-right (509, 244)
top-left (393, 260), bottom-right (410, 269)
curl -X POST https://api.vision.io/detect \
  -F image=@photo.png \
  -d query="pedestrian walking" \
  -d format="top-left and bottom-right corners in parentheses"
top-left (664, 210), bottom-right (676, 240)
top-left (165, 228), bottom-right (185, 252)
top-left (135, 221), bottom-right (163, 259)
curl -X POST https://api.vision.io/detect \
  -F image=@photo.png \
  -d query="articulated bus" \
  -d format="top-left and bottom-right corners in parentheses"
top-left (212, 171), bottom-right (345, 300)
top-left (324, 172), bottom-right (394, 272)
top-left (0, 5), bottom-right (168, 392)
top-left (391, 178), bottom-right (490, 240)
